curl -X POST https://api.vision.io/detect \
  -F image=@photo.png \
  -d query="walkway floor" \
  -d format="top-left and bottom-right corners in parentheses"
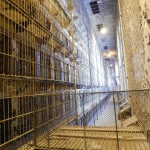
top-left (88, 94), bottom-right (121, 127)
top-left (19, 126), bottom-right (150, 150)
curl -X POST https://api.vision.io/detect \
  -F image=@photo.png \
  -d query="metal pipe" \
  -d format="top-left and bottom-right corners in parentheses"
top-left (117, 0), bottom-right (128, 91)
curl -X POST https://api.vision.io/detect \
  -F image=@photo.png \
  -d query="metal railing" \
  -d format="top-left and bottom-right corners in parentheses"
top-left (1, 89), bottom-right (150, 149)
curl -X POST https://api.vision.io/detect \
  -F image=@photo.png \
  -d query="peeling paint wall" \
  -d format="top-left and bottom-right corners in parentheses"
top-left (119, 0), bottom-right (144, 89)
top-left (119, 0), bottom-right (150, 130)
top-left (139, 0), bottom-right (150, 87)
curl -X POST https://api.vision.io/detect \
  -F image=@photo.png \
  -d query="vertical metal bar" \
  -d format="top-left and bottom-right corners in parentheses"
top-left (33, 97), bottom-right (37, 148)
top-left (117, 0), bottom-right (128, 90)
top-left (92, 93), bottom-right (95, 126)
top-left (82, 93), bottom-right (87, 150)
top-left (113, 92), bottom-right (120, 150)
top-left (46, 96), bottom-right (50, 149)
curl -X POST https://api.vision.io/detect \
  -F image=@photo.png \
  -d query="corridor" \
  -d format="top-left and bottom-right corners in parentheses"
top-left (88, 94), bottom-right (121, 127)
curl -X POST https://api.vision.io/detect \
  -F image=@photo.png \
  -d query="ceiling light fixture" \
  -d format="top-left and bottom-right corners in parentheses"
top-left (103, 50), bottom-right (117, 58)
top-left (97, 1), bottom-right (102, 4)
top-left (100, 27), bottom-right (107, 34)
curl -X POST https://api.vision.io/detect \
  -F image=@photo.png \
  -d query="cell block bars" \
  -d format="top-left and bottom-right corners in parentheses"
top-left (0, 0), bottom-right (76, 149)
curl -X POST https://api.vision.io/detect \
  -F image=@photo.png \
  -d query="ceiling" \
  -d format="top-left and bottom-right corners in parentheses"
top-left (83, 0), bottom-right (118, 51)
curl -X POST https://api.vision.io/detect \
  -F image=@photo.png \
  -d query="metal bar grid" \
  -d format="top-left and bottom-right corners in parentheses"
top-left (0, 0), bottom-right (76, 149)
top-left (14, 90), bottom-right (150, 150)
